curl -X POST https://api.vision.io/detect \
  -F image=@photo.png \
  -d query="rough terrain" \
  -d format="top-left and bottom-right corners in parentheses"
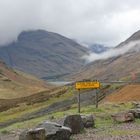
top-left (1, 123), bottom-right (140, 140)
top-left (64, 30), bottom-right (140, 81)
top-left (72, 123), bottom-right (140, 140)
top-left (0, 60), bottom-right (52, 99)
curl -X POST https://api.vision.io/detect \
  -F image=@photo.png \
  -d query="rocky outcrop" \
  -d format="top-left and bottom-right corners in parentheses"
top-left (128, 102), bottom-right (140, 119)
top-left (111, 112), bottom-right (134, 123)
top-left (19, 121), bottom-right (71, 140)
top-left (19, 128), bottom-right (45, 140)
top-left (129, 109), bottom-right (140, 118)
top-left (37, 121), bottom-right (71, 140)
top-left (57, 114), bottom-right (84, 134)
top-left (131, 101), bottom-right (140, 108)
top-left (19, 114), bottom-right (96, 140)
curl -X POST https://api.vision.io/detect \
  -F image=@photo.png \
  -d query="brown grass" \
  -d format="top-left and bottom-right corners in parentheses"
top-left (0, 61), bottom-right (54, 99)
top-left (105, 84), bottom-right (140, 102)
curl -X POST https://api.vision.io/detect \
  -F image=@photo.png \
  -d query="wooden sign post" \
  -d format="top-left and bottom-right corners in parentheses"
top-left (78, 89), bottom-right (80, 113)
top-left (95, 89), bottom-right (98, 108)
top-left (75, 80), bottom-right (100, 113)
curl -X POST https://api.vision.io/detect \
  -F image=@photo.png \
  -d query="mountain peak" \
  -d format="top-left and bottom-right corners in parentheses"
top-left (0, 29), bottom-right (88, 79)
top-left (126, 30), bottom-right (140, 42)
top-left (116, 30), bottom-right (140, 49)
top-left (18, 29), bottom-right (49, 41)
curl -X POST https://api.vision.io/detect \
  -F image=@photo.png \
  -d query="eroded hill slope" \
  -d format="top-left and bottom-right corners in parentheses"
top-left (0, 60), bottom-right (52, 99)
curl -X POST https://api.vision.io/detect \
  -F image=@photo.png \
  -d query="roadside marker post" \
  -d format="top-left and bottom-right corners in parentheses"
top-left (75, 80), bottom-right (100, 113)
top-left (78, 89), bottom-right (80, 113)
top-left (95, 89), bottom-right (98, 108)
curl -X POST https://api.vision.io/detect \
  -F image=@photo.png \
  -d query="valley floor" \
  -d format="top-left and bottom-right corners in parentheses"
top-left (0, 84), bottom-right (140, 140)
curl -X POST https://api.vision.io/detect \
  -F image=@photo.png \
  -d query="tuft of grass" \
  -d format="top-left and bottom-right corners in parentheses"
top-left (134, 119), bottom-right (140, 124)
top-left (80, 128), bottom-right (86, 134)
top-left (95, 115), bottom-right (113, 128)
top-left (109, 83), bottom-right (124, 90)
top-left (1, 130), bottom-right (10, 134)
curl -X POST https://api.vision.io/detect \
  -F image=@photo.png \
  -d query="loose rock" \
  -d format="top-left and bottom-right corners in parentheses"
top-left (128, 108), bottom-right (140, 118)
top-left (81, 114), bottom-right (95, 128)
top-left (37, 121), bottom-right (71, 140)
top-left (57, 114), bottom-right (84, 134)
top-left (19, 128), bottom-right (45, 140)
top-left (111, 112), bottom-right (134, 123)
top-left (131, 101), bottom-right (140, 108)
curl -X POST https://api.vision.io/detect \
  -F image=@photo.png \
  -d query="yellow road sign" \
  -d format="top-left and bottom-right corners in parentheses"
top-left (75, 81), bottom-right (100, 89)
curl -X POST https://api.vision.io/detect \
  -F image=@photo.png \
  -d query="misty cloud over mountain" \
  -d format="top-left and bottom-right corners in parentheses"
top-left (83, 41), bottom-right (140, 62)
top-left (1, 0), bottom-right (140, 46)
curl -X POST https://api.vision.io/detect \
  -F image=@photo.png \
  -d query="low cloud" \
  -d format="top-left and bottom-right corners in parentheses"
top-left (1, 0), bottom-right (140, 46)
top-left (83, 41), bottom-right (140, 62)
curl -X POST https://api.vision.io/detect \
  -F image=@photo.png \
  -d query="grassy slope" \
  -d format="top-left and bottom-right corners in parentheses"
top-left (105, 84), bottom-right (140, 102)
top-left (0, 61), bottom-right (52, 99)
top-left (0, 86), bottom-right (74, 130)
top-left (0, 82), bottom-right (140, 136)
top-left (0, 82), bottom-right (133, 127)
top-left (0, 30), bottom-right (89, 78)
top-left (0, 102), bottom-right (135, 133)
top-left (64, 52), bottom-right (140, 81)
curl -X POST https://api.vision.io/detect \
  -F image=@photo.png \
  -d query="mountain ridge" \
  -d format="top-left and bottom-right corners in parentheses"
top-left (0, 59), bottom-right (52, 99)
top-left (0, 30), bottom-right (89, 79)
top-left (64, 30), bottom-right (140, 81)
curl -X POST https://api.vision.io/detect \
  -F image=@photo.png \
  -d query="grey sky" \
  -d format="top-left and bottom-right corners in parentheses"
top-left (0, 0), bottom-right (140, 46)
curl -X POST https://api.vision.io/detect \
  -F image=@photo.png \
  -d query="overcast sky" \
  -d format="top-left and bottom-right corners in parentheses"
top-left (0, 0), bottom-right (140, 46)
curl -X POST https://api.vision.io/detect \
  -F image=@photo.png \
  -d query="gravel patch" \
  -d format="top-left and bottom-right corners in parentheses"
top-left (72, 123), bottom-right (140, 140)
top-left (1, 123), bottom-right (140, 140)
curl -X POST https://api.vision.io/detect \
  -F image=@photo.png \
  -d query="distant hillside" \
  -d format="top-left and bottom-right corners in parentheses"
top-left (65, 30), bottom-right (140, 81)
top-left (105, 84), bottom-right (140, 102)
top-left (88, 44), bottom-right (109, 53)
top-left (0, 60), bottom-right (52, 99)
top-left (0, 30), bottom-right (88, 79)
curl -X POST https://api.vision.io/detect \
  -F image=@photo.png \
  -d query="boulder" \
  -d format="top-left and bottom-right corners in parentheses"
top-left (19, 128), bottom-right (45, 140)
top-left (57, 114), bottom-right (84, 134)
top-left (136, 105), bottom-right (140, 108)
top-left (111, 112), bottom-right (134, 123)
top-left (128, 109), bottom-right (140, 118)
top-left (131, 101), bottom-right (140, 108)
top-left (37, 121), bottom-right (71, 140)
top-left (81, 114), bottom-right (95, 128)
